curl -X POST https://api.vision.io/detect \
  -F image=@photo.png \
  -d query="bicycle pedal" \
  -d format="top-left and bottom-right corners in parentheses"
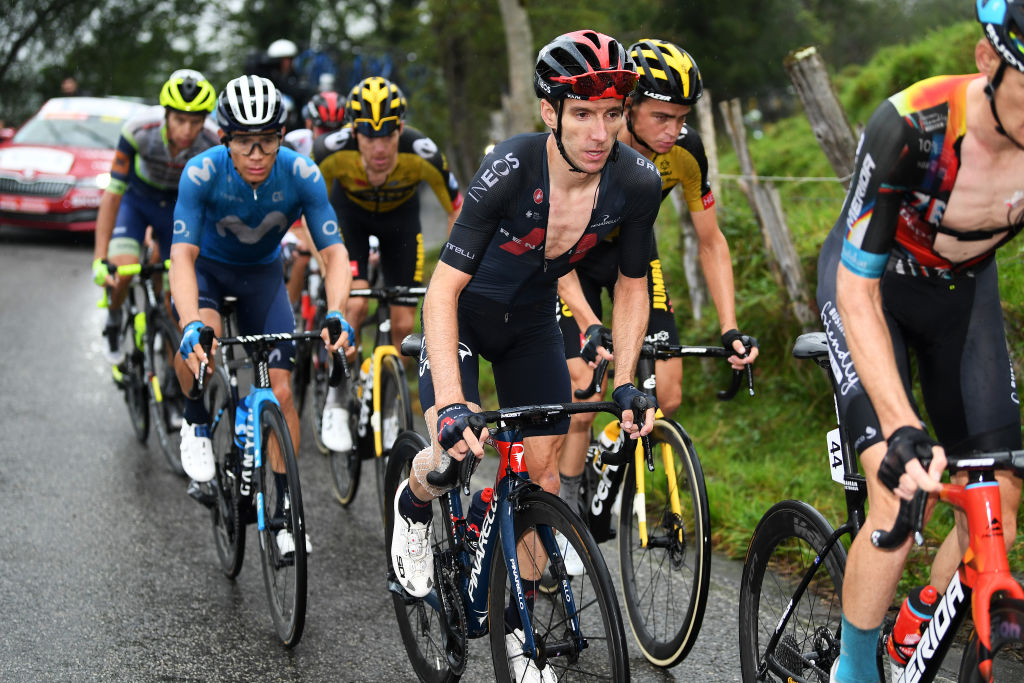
top-left (186, 480), bottom-right (217, 509)
top-left (387, 575), bottom-right (423, 604)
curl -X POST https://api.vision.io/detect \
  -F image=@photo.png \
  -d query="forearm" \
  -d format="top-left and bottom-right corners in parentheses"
top-left (93, 191), bottom-right (122, 261)
top-left (610, 275), bottom-right (649, 383)
top-left (692, 207), bottom-right (738, 332)
top-left (169, 244), bottom-right (201, 324)
top-left (320, 243), bottom-right (352, 314)
top-left (423, 267), bottom-right (468, 407)
top-left (557, 271), bottom-right (601, 328)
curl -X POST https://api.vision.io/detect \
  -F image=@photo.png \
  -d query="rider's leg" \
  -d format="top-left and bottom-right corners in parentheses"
top-left (269, 367), bottom-right (299, 471)
top-left (389, 303), bottom-right (416, 350)
top-left (559, 357), bottom-right (600, 516)
top-left (654, 356), bottom-right (682, 418)
top-left (344, 278), bottom-right (371, 356)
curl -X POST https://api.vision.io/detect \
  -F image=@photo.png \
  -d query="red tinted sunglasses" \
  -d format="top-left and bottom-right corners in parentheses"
top-left (551, 70), bottom-right (638, 100)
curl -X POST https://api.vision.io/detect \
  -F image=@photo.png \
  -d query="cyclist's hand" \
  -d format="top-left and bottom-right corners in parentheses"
top-left (179, 320), bottom-right (213, 377)
top-left (722, 328), bottom-right (759, 370)
top-left (612, 383), bottom-right (657, 439)
top-left (92, 258), bottom-right (114, 288)
top-left (878, 426), bottom-right (946, 500)
top-left (436, 403), bottom-right (488, 461)
top-left (321, 310), bottom-right (354, 353)
top-left (580, 324), bottom-right (613, 367)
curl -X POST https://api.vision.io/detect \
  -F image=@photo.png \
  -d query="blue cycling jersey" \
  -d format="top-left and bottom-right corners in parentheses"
top-left (172, 145), bottom-right (342, 266)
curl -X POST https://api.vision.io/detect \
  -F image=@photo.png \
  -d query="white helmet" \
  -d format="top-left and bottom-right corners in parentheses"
top-left (216, 75), bottom-right (286, 133)
top-left (267, 39), bottom-right (298, 59)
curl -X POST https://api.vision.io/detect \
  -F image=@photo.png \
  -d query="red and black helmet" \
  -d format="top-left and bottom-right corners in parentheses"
top-left (304, 91), bottom-right (345, 130)
top-left (534, 30), bottom-right (637, 102)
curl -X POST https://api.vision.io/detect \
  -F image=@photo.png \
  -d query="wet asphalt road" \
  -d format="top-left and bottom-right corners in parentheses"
top-left (0, 226), bottom-right (752, 682)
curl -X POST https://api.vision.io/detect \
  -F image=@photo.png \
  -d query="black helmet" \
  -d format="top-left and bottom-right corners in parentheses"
top-left (978, 0), bottom-right (1024, 73)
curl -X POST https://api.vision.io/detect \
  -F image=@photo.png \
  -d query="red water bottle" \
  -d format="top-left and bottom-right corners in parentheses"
top-left (465, 487), bottom-right (494, 549)
top-left (887, 584), bottom-right (939, 666)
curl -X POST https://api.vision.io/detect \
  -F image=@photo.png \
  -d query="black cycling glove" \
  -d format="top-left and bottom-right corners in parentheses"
top-left (436, 403), bottom-right (480, 452)
top-left (580, 324), bottom-right (613, 365)
top-left (722, 329), bottom-right (757, 358)
top-left (612, 383), bottom-right (658, 420)
top-left (878, 426), bottom-right (937, 492)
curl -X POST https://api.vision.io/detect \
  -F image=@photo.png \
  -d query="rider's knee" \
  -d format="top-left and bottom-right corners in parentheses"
top-left (568, 410), bottom-right (596, 434)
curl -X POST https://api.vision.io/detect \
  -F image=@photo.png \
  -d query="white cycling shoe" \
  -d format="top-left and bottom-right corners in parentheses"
top-left (555, 531), bottom-right (586, 576)
top-left (321, 404), bottom-right (353, 452)
top-left (180, 421), bottom-right (215, 483)
top-left (275, 529), bottom-right (312, 557)
top-left (391, 479), bottom-right (434, 598)
top-left (504, 628), bottom-right (557, 682)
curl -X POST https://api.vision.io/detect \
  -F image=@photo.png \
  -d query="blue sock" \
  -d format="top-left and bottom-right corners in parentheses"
top-left (835, 614), bottom-right (881, 683)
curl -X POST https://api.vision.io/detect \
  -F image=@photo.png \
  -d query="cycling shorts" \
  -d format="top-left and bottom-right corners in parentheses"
top-left (417, 292), bottom-right (572, 437)
top-left (333, 190), bottom-right (424, 304)
top-left (557, 240), bottom-right (679, 359)
top-left (108, 190), bottom-right (176, 260)
top-left (188, 256), bottom-right (297, 371)
top-left (817, 228), bottom-right (1021, 456)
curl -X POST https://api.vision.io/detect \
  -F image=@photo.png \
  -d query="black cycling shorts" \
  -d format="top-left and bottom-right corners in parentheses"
top-left (418, 291), bottom-right (572, 437)
top-left (817, 228), bottom-right (1021, 456)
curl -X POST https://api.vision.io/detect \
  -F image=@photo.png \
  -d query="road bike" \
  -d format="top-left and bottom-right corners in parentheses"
top-left (383, 364), bottom-right (633, 679)
top-left (101, 258), bottom-right (186, 474)
top-left (193, 297), bottom-right (347, 648)
top-left (319, 284), bottom-right (425, 515)
top-left (738, 331), bottom-right (1024, 682)
top-left (570, 337), bottom-right (755, 668)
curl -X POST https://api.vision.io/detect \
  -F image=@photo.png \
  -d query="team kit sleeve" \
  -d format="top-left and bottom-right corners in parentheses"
top-left (292, 153), bottom-right (344, 252)
top-left (172, 152), bottom-right (216, 248)
top-left (673, 126), bottom-right (715, 212)
top-left (616, 154), bottom-right (663, 278)
top-left (837, 100), bottom-right (916, 279)
top-left (414, 133), bottom-right (464, 213)
top-left (106, 133), bottom-right (136, 196)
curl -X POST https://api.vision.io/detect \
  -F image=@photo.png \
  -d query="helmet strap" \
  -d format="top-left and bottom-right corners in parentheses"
top-left (625, 108), bottom-right (655, 156)
top-left (986, 62), bottom-right (1024, 151)
top-left (552, 99), bottom-right (620, 174)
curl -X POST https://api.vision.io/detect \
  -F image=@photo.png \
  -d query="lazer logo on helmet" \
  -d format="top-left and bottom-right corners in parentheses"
top-left (642, 90), bottom-right (672, 101)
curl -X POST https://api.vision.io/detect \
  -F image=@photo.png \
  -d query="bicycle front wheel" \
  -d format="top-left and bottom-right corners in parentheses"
top-left (308, 342), bottom-right (330, 454)
top-left (255, 401), bottom-right (307, 648)
top-left (959, 597), bottom-right (1024, 682)
top-left (207, 370), bottom-right (245, 578)
top-left (617, 417), bottom-right (710, 667)
top-left (738, 499), bottom-right (846, 683)
top-left (148, 314), bottom-right (184, 475)
top-left (375, 352), bottom-right (413, 520)
top-left (489, 490), bottom-right (629, 682)
top-left (384, 430), bottom-right (458, 683)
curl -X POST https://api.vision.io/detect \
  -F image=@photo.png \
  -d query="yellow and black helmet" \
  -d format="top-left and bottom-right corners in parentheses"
top-left (346, 76), bottom-right (406, 137)
top-left (628, 39), bottom-right (703, 106)
top-left (159, 69), bottom-right (217, 113)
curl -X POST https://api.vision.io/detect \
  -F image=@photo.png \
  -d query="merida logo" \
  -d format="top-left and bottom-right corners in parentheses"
top-left (902, 571), bottom-right (966, 683)
top-left (847, 153), bottom-right (876, 230)
top-left (187, 157), bottom-right (216, 186)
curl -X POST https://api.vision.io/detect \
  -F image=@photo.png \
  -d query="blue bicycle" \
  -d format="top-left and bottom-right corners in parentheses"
top-left (384, 395), bottom-right (635, 681)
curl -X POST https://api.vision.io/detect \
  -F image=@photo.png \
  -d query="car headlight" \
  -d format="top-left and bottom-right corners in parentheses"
top-left (76, 172), bottom-right (110, 190)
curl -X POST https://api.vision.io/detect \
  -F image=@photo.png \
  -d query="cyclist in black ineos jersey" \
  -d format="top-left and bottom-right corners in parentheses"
top-left (388, 29), bottom-right (662, 681)
top-left (819, 4), bottom-right (1024, 681)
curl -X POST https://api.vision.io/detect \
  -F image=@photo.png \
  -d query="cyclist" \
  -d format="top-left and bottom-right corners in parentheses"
top-left (312, 76), bottom-right (463, 452)
top-left (91, 69), bottom-right (220, 364)
top-left (818, 5), bottom-right (1024, 681)
top-left (389, 29), bottom-right (661, 678)
top-left (171, 75), bottom-right (354, 555)
top-left (554, 39), bottom-right (758, 551)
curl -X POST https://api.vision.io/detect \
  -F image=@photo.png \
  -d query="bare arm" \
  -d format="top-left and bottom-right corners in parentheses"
top-left (423, 261), bottom-right (473, 408)
top-left (92, 190), bottom-right (123, 268)
top-left (611, 273), bottom-right (654, 436)
top-left (169, 241), bottom-right (204, 375)
top-left (318, 241), bottom-right (353, 351)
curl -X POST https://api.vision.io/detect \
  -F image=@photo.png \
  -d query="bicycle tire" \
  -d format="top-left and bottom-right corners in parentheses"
top-left (148, 314), bottom-right (185, 475)
top-left (384, 430), bottom-right (459, 683)
top-left (738, 499), bottom-right (846, 683)
top-left (328, 388), bottom-right (362, 506)
top-left (489, 490), bottom-right (629, 682)
top-left (291, 335), bottom-right (312, 419)
top-left (375, 352), bottom-right (414, 520)
top-left (119, 310), bottom-right (150, 443)
top-left (255, 401), bottom-right (307, 648)
top-left (959, 597), bottom-right (1024, 682)
top-left (617, 417), bottom-right (710, 667)
top-left (208, 370), bottom-right (245, 578)
top-left (308, 340), bottom-right (330, 455)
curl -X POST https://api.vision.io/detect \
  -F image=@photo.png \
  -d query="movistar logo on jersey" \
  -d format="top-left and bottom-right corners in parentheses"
top-left (292, 157), bottom-right (322, 183)
top-left (187, 157), bottom-right (216, 186)
top-left (215, 211), bottom-right (288, 244)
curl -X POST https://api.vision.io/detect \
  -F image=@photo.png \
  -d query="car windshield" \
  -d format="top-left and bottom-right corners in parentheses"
top-left (13, 114), bottom-right (125, 149)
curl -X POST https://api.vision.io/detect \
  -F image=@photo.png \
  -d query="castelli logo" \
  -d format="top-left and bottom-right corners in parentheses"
top-left (533, 188), bottom-right (544, 204)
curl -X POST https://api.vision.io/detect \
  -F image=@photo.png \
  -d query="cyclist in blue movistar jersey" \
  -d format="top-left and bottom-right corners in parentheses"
top-left (92, 69), bottom-right (220, 364)
top-left (170, 76), bottom-right (354, 554)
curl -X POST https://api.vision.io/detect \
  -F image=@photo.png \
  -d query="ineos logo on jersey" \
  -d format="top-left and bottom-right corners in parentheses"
top-left (215, 211), bottom-right (288, 244)
top-left (412, 138), bottom-right (438, 158)
top-left (292, 157), bottom-right (322, 183)
top-left (187, 157), bottom-right (216, 185)
top-left (636, 156), bottom-right (657, 174)
top-left (467, 153), bottom-right (520, 202)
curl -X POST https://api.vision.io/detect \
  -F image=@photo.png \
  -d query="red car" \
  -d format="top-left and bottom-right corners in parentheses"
top-left (0, 97), bottom-right (146, 232)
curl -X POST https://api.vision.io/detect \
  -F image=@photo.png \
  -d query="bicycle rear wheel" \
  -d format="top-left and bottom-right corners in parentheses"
top-left (375, 352), bottom-right (413, 520)
top-left (959, 597), bottom-right (1024, 682)
top-left (309, 342), bottom-right (330, 454)
top-left (738, 499), bottom-right (846, 683)
top-left (148, 314), bottom-right (184, 475)
top-left (489, 490), bottom-right (629, 682)
top-left (328, 387), bottom-right (362, 506)
top-left (118, 312), bottom-right (150, 443)
top-left (207, 370), bottom-right (245, 578)
top-left (617, 417), bottom-right (710, 667)
top-left (255, 401), bottom-right (307, 648)
top-left (384, 430), bottom-right (458, 683)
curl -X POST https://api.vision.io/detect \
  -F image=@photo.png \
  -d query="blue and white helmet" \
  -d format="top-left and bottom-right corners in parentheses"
top-left (216, 75), bottom-right (287, 133)
top-left (978, 0), bottom-right (1024, 73)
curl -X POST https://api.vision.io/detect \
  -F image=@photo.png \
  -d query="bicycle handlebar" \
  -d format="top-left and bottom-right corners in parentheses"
top-left (348, 285), bottom-right (428, 300)
top-left (870, 449), bottom-right (1024, 549)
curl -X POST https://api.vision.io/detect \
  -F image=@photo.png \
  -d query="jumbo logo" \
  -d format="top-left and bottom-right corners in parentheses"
top-left (187, 157), bottom-right (216, 185)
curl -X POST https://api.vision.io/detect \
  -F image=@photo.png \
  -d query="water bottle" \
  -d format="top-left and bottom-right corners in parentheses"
top-left (598, 420), bottom-right (622, 452)
top-left (887, 584), bottom-right (939, 679)
top-left (465, 487), bottom-right (494, 550)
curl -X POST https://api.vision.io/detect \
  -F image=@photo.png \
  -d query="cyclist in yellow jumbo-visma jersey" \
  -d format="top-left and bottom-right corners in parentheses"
top-left (311, 76), bottom-right (462, 453)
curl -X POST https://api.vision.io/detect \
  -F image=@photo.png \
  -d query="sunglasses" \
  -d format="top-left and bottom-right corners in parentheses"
top-left (551, 70), bottom-right (638, 100)
top-left (227, 133), bottom-right (281, 156)
top-left (353, 116), bottom-right (400, 138)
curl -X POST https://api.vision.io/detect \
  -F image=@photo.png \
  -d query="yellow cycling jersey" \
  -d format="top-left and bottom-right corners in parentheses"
top-left (651, 123), bottom-right (715, 212)
top-left (312, 125), bottom-right (462, 214)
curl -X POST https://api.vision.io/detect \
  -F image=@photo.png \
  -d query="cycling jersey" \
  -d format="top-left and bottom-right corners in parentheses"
top-left (652, 123), bottom-right (715, 208)
top-left (312, 125), bottom-right (462, 214)
top-left (283, 128), bottom-right (314, 158)
top-left (173, 145), bottom-right (343, 266)
top-left (838, 74), bottom-right (1021, 278)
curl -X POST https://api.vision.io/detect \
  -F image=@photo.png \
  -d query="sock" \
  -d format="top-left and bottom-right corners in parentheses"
top-left (504, 579), bottom-right (538, 632)
top-left (558, 472), bottom-right (583, 514)
top-left (183, 397), bottom-right (210, 425)
top-left (398, 481), bottom-right (433, 524)
top-left (835, 614), bottom-right (882, 683)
